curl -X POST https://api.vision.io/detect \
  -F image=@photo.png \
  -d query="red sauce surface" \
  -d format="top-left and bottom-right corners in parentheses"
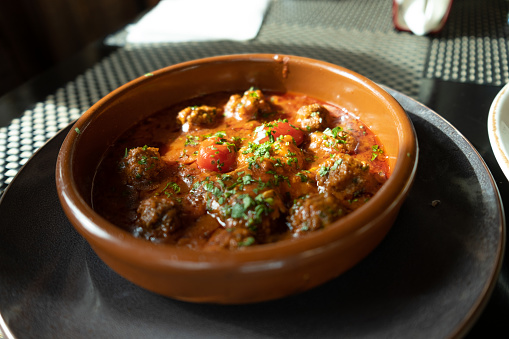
top-left (92, 89), bottom-right (389, 250)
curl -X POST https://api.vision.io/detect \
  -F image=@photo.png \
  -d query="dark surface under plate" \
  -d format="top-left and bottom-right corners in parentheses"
top-left (0, 88), bottom-right (505, 338)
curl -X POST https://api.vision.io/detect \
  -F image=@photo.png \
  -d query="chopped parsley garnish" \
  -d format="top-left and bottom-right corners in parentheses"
top-left (242, 174), bottom-right (255, 185)
top-left (371, 145), bottom-right (383, 161)
top-left (322, 126), bottom-right (348, 149)
top-left (242, 136), bottom-right (300, 171)
top-left (330, 158), bottom-right (343, 171)
top-left (249, 91), bottom-right (260, 99)
top-left (319, 165), bottom-right (330, 177)
top-left (138, 156), bottom-right (148, 165)
top-left (163, 182), bottom-right (181, 194)
top-left (324, 126), bottom-right (343, 138)
top-left (185, 135), bottom-right (200, 146)
top-left (208, 131), bottom-right (227, 139)
top-left (191, 173), bottom-right (278, 228)
top-left (231, 203), bottom-right (245, 218)
top-left (238, 236), bottom-right (255, 247)
top-left (295, 170), bottom-right (311, 182)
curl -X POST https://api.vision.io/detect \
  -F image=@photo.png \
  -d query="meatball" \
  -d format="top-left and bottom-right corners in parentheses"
top-left (203, 227), bottom-right (256, 250)
top-left (136, 195), bottom-right (182, 241)
top-left (223, 189), bottom-right (287, 242)
top-left (237, 135), bottom-right (305, 175)
top-left (122, 146), bottom-right (165, 189)
top-left (189, 173), bottom-right (287, 243)
top-left (288, 193), bottom-right (345, 235)
top-left (177, 105), bottom-right (220, 132)
top-left (308, 127), bottom-right (357, 155)
top-left (296, 103), bottom-right (330, 132)
top-left (224, 89), bottom-right (274, 120)
top-left (176, 214), bottom-right (222, 249)
top-left (315, 154), bottom-right (382, 206)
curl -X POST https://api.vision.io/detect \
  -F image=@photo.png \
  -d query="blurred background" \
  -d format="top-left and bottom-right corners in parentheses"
top-left (0, 0), bottom-right (159, 97)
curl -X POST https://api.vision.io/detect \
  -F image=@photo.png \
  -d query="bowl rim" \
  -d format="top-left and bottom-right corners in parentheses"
top-left (488, 82), bottom-right (509, 182)
top-left (56, 53), bottom-right (419, 269)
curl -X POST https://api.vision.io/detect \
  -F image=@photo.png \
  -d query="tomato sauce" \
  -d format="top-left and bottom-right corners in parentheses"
top-left (92, 89), bottom-right (389, 250)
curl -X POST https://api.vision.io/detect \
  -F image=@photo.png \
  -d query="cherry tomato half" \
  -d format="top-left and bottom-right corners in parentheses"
top-left (258, 121), bottom-right (304, 145)
top-left (197, 137), bottom-right (236, 173)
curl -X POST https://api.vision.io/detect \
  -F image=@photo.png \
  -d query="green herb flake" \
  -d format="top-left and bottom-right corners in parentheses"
top-left (138, 156), bottom-right (148, 165)
top-left (185, 135), bottom-right (200, 146)
top-left (163, 182), bottom-right (181, 194)
top-left (243, 196), bottom-right (255, 209)
top-left (371, 144), bottom-right (383, 161)
top-left (319, 165), bottom-right (330, 177)
top-left (295, 172), bottom-right (308, 182)
top-left (231, 203), bottom-right (245, 219)
top-left (239, 236), bottom-right (255, 247)
top-left (330, 158), bottom-right (343, 171)
top-left (213, 131), bottom-right (227, 138)
top-left (242, 174), bottom-right (255, 185)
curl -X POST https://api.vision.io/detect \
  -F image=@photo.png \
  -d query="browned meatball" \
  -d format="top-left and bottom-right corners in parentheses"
top-left (296, 103), bottom-right (330, 132)
top-left (237, 135), bottom-right (305, 175)
top-left (177, 105), bottom-right (221, 131)
top-left (224, 89), bottom-right (274, 120)
top-left (203, 227), bottom-right (256, 250)
top-left (308, 127), bottom-right (357, 155)
top-left (288, 193), bottom-right (345, 235)
top-left (136, 195), bottom-right (181, 241)
top-left (189, 173), bottom-right (287, 243)
top-left (122, 146), bottom-right (165, 189)
top-left (223, 189), bottom-right (287, 242)
top-left (315, 154), bottom-right (382, 207)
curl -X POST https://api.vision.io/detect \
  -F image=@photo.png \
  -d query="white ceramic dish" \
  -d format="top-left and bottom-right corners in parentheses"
top-left (488, 82), bottom-right (509, 181)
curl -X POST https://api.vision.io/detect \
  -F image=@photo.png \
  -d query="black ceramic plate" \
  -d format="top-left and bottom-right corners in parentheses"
top-left (0, 88), bottom-right (505, 339)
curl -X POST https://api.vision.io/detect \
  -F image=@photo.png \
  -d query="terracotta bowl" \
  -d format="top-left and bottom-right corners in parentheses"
top-left (56, 54), bottom-right (418, 304)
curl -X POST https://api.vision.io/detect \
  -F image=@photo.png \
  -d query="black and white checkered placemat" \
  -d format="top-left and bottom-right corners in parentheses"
top-left (425, 0), bottom-right (509, 84)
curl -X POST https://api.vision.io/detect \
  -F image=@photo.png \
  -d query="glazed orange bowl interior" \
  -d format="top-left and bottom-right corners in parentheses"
top-left (56, 54), bottom-right (418, 304)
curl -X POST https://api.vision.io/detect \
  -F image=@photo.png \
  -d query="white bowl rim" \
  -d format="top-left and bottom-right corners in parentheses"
top-left (488, 82), bottom-right (509, 181)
